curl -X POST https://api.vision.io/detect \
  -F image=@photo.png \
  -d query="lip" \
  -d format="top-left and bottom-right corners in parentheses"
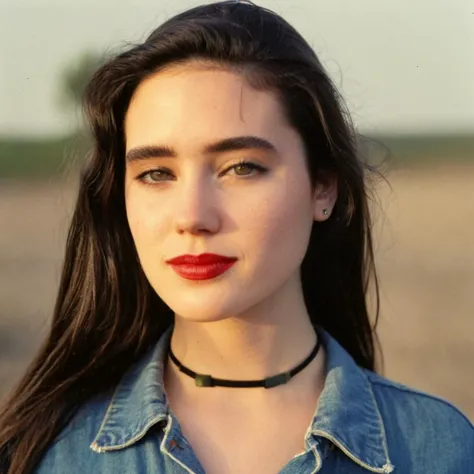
top-left (166, 253), bottom-right (238, 281)
top-left (168, 261), bottom-right (236, 280)
top-left (166, 253), bottom-right (238, 265)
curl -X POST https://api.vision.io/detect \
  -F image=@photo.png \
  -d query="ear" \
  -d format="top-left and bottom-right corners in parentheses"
top-left (312, 171), bottom-right (338, 222)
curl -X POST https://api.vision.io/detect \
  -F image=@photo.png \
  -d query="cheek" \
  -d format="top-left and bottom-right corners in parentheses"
top-left (125, 188), bottom-right (163, 246)
top-left (246, 174), bottom-right (313, 257)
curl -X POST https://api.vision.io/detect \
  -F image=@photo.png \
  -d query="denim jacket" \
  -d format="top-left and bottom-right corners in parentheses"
top-left (33, 326), bottom-right (474, 473)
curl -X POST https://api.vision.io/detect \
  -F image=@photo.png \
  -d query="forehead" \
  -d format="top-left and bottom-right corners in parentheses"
top-left (124, 62), bottom-right (293, 150)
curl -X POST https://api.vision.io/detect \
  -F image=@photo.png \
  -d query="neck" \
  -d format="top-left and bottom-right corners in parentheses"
top-left (163, 277), bottom-right (326, 405)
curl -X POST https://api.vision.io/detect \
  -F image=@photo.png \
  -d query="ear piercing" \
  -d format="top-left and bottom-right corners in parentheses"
top-left (322, 209), bottom-right (330, 216)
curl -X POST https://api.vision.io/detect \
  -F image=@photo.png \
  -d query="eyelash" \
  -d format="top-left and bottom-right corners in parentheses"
top-left (135, 160), bottom-right (268, 185)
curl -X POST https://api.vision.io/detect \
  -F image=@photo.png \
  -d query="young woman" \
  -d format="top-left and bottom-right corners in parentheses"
top-left (0, 1), bottom-right (472, 473)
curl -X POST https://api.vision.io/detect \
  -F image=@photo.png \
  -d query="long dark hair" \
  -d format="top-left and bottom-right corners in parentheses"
top-left (0, 2), bottom-right (386, 472)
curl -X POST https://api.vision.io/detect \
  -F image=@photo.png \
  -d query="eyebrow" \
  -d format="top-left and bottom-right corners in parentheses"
top-left (125, 135), bottom-right (277, 163)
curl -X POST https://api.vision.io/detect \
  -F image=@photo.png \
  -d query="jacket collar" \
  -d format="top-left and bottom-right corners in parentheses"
top-left (311, 329), bottom-right (394, 473)
top-left (90, 327), bottom-right (172, 452)
top-left (91, 325), bottom-right (394, 472)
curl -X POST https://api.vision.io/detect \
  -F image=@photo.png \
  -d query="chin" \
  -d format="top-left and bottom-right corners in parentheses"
top-left (157, 292), bottom-right (238, 323)
top-left (173, 312), bottom-right (232, 324)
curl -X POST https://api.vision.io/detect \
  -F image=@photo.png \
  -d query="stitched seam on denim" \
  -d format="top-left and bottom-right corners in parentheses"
top-left (90, 381), bottom-right (123, 449)
top-left (362, 370), bottom-right (393, 468)
top-left (160, 414), bottom-right (199, 474)
top-left (369, 376), bottom-right (474, 429)
top-left (312, 431), bottom-right (389, 473)
top-left (91, 415), bottom-right (168, 452)
top-left (310, 444), bottom-right (322, 474)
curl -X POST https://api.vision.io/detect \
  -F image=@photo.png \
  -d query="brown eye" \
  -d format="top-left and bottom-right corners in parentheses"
top-left (137, 168), bottom-right (174, 183)
top-left (225, 161), bottom-right (268, 177)
top-left (149, 170), bottom-right (171, 181)
top-left (233, 163), bottom-right (254, 175)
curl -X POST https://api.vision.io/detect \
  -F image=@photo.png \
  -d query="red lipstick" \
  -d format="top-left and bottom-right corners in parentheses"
top-left (166, 253), bottom-right (238, 280)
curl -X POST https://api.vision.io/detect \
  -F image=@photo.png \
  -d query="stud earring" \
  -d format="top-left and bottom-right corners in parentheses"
top-left (322, 209), bottom-right (330, 216)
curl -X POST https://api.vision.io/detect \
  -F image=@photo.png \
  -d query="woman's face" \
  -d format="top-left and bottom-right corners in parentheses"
top-left (124, 62), bottom-right (337, 322)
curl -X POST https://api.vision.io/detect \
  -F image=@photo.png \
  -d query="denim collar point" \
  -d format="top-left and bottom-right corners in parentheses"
top-left (308, 329), bottom-right (393, 472)
top-left (90, 325), bottom-right (394, 472)
top-left (90, 327), bottom-right (173, 452)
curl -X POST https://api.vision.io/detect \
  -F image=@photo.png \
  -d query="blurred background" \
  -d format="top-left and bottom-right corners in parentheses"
top-left (0, 0), bottom-right (473, 421)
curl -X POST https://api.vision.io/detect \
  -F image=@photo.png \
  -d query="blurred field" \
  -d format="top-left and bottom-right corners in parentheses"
top-left (0, 134), bottom-right (90, 180)
top-left (0, 162), bottom-right (473, 421)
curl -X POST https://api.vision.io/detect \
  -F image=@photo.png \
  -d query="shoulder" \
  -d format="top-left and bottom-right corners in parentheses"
top-left (364, 369), bottom-right (473, 430)
top-left (363, 369), bottom-right (474, 470)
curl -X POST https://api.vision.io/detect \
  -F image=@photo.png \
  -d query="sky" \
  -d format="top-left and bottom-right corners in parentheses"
top-left (0, 0), bottom-right (473, 137)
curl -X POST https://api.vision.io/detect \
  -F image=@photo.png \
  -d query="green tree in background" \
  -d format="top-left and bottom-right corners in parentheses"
top-left (59, 50), bottom-right (105, 114)
top-left (53, 50), bottom-right (106, 172)
top-left (0, 51), bottom-right (107, 179)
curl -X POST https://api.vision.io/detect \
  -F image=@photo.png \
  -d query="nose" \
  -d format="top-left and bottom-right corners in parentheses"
top-left (174, 176), bottom-right (220, 235)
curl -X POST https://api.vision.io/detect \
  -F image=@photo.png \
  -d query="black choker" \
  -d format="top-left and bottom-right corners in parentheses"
top-left (168, 336), bottom-right (321, 389)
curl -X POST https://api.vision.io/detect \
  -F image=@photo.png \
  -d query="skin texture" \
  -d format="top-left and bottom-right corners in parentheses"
top-left (124, 61), bottom-right (337, 407)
